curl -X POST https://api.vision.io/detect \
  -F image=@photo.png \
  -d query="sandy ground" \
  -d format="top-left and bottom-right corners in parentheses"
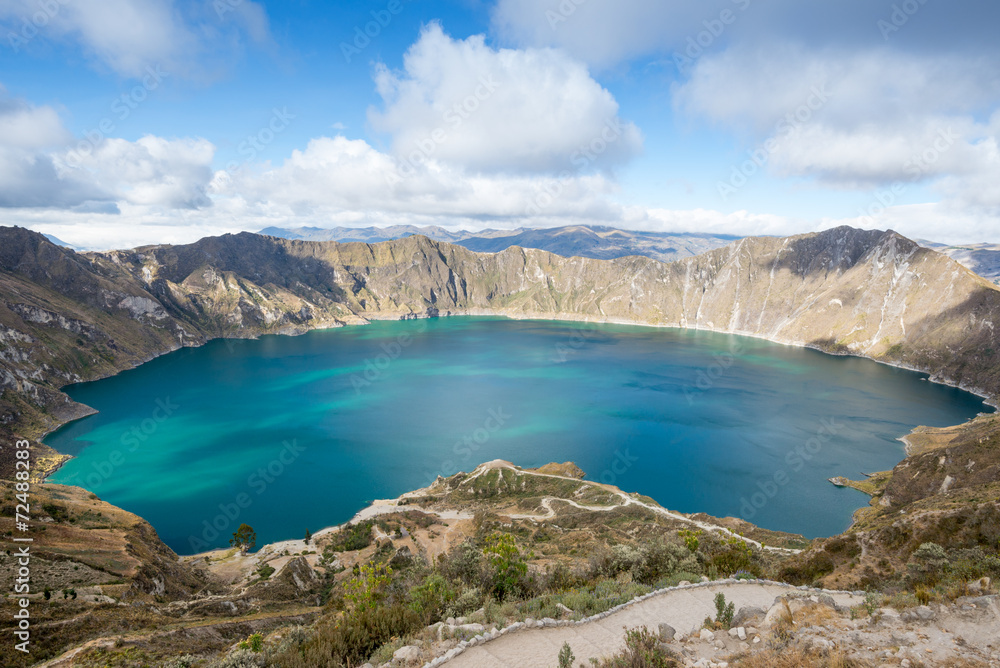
top-left (442, 583), bottom-right (863, 667)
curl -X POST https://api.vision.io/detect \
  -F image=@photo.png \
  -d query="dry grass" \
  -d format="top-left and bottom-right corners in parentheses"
top-left (730, 647), bottom-right (871, 667)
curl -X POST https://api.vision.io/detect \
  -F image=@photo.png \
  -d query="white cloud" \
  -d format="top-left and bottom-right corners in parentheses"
top-left (62, 135), bottom-right (216, 209)
top-left (368, 23), bottom-right (642, 174)
top-left (0, 0), bottom-right (272, 79)
top-left (675, 47), bottom-right (1000, 217)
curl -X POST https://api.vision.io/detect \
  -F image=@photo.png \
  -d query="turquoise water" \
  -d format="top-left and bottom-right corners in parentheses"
top-left (46, 317), bottom-right (991, 553)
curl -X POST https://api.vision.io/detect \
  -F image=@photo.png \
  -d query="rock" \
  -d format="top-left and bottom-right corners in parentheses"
top-left (737, 627), bottom-right (747, 641)
top-left (753, 636), bottom-right (761, 644)
top-left (762, 599), bottom-right (793, 629)
top-left (700, 576), bottom-right (711, 583)
top-left (455, 623), bottom-right (485, 635)
top-left (658, 623), bottom-right (676, 642)
top-left (731, 605), bottom-right (765, 628)
top-left (900, 606), bottom-right (936, 622)
top-left (728, 628), bottom-right (739, 638)
top-left (745, 626), bottom-right (759, 636)
top-left (556, 603), bottom-right (574, 617)
top-left (968, 577), bottom-right (992, 594)
top-left (392, 645), bottom-right (421, 662)
top-left (699, 629), bottom-right (715, 642)
top-left (677, 580), bottom-right (692, 587)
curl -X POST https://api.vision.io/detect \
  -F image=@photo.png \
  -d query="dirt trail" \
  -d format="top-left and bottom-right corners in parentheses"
top-left (440, 583), bottom-right (862, 668)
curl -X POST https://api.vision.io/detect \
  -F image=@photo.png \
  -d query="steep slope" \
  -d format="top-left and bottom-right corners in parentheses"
top-left (259, 224), bottom-right (738, 263)
top-left (2, 225), bottom-right (999, 441)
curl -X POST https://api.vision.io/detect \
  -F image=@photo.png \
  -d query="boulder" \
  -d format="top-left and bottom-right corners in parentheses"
top-left (658, 623), bottom-right (676, 642)
top-left (392, 645), bottom-right (421, 663)
top-left (731, 605), bottom-right (765, 628)
top-left (762, 599), bottom-right (793, 629)
top-left (699, 628), bottom-right (715, 642)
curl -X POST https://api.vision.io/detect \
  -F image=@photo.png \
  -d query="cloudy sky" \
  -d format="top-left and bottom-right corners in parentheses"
top-left (1, 0), bottom-right (998, 249)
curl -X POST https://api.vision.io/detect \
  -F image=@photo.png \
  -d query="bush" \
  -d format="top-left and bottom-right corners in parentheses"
top-left (558, 642), bottom-right (575, 668)
top-left (210, 648), bottom-right (266, 668)
top-left (270, 604), bottom-right (423, 668)
top-left (326, 521), bottom-right (376, 553)
top-left (713, 593), bottom-right (735, 629)
top-left (408, 573), bottom-right (456, 618)
top-left (594, 627), bottom-right (680, 667)
top-left (237, 633), bottom-right (264, 652)
top-left (483, 532), bottom-right (529, 600)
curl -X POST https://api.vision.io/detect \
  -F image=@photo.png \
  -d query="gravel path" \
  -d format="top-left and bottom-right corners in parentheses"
top-left (440, 583), bottom-right (862, 668)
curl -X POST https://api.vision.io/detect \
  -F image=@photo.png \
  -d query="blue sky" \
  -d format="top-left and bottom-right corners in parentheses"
top-left (1, 0), bottom-right (998, 248)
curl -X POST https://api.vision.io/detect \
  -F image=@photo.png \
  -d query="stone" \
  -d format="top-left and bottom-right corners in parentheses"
top-left (752, 636), bottom-right (761, 644)
top-left (728, 628), bottom-right (739, 638)
top-left (699, 628), bottom-right (715, 642)
top-left (701, 576), bottom-right (711, 583)
top-left (392, 645), bottom-right (421, 662)
top-left (736, 627), bottom-right (747, 641)
top-left (556, 603), bottom-right (574, 617)
top-left (900, 606), bottom-right (936, 622)
top-left (968, 577), bottom-right (992, 594)
top-left (731, 606), bottom-right (765, 628)
top-left (677, 580), bottom-right (692, 587)
top-left (658, 623), bottom-right (676, 642)
top-left (762, 599), bottom-right (793, 629)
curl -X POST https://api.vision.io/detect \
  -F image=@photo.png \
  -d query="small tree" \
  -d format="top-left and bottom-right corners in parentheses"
top-left (304, 528), bottom-right (312, 545)
top-left (231, 523), bottom-right (257, 555)
top-left (483, 532), bottom-right (528, 600)
top-left (558, 642), bottom-right (575, 668)
top-left (345, 562), bottom-right (393, 610)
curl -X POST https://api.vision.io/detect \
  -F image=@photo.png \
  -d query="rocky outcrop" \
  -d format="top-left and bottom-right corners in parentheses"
top-left (0, 224), bottom-right (998, 438)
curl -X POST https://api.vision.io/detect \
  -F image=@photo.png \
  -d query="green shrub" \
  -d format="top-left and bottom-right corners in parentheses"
top-left (237, 633), bottom-right (264, 653)
top-left (558, 642), bottom-right (575, 668)
top-left (483, 532), bottom-right (529, 600)
top-left (326, 521), bottom-right (376, 553)
top-left (713, 593), bottom-right (735, 629)
top-left (594, 627), bottom-right (680, 667)
top-left (270, 604), bottom-right (422, 668)
top-left (408, 573), bottom-right (456, 618)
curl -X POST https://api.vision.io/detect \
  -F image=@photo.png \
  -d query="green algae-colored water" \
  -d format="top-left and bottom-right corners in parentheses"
top-left (45, 317), bottom-right (991, 553)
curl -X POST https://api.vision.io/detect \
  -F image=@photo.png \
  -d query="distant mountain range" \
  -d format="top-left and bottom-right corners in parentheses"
top-left (261, 224), bottom-right (1000, 284)
top-left (919, 240), bottom-right (1000, 283)
top-left (258, 224), bottom-right (741, 264)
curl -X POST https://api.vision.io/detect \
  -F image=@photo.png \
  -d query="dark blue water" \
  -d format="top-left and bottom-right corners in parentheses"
top-left (45, 317), bottom-right (991, 553)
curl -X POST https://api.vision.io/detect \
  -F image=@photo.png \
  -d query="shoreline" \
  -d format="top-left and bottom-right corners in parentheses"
top-left (33, 310), bottom-right (996, 552)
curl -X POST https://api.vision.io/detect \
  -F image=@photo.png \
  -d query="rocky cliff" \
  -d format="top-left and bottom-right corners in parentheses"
top-left (1, 225), bottom-right (997, 441)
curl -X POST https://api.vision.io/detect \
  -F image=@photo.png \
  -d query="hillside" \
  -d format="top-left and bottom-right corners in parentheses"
top-left (2, 224), bottom-right (998, 441)
top-left (2, 224), bottom-right (1000, 665)
top-left (259, 224), bottom-right (739, 264)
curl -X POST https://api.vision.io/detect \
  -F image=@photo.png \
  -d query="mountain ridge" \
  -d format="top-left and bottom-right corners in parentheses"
top-left (1, 224), bottom-right (998, 440)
